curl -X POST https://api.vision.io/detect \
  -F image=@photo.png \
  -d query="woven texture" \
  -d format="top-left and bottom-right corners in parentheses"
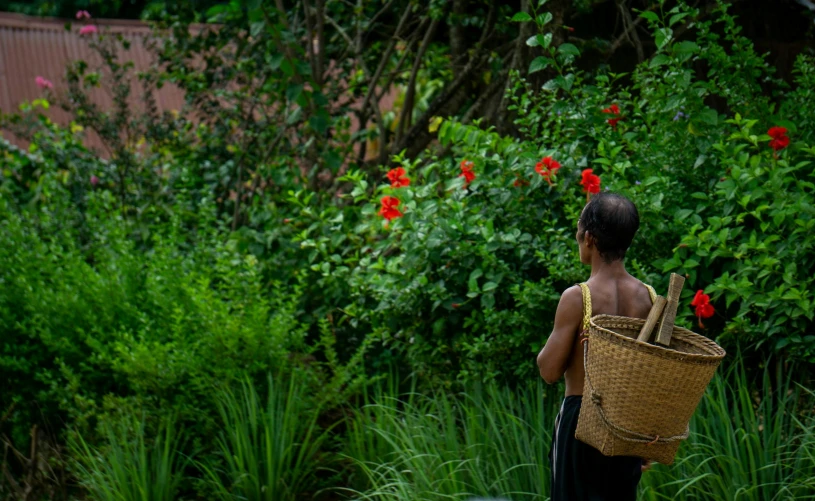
top-left (574, 285), bottom-right (725, 465)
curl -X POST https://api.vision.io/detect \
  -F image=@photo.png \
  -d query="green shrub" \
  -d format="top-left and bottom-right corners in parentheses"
top-left (0, 156), bottom-right (309, 446)
top-left (663, 114), bottom-right (815, 362)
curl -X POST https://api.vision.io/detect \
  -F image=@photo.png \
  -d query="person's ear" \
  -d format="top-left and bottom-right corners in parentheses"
top-left (584, 231), bottom-right (595, 249)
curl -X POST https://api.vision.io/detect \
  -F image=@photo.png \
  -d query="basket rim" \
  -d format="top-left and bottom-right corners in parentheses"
top-left (589, 314), bottom-right (726, 363)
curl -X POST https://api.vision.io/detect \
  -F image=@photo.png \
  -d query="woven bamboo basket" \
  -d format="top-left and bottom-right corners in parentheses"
top-left (574, 314), bottom-right (726, 464)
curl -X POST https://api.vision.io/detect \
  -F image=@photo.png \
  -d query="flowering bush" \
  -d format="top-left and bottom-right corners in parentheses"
top-left (663, 115), bottom-right (815, 362)
top-left (308, 1), bottom-right (815, 383)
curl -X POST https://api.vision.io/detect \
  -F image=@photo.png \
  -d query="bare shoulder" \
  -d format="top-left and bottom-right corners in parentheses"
top-left (561, 284), bottom-right (583, 305)
top-left (626, 277), bottom-right (656, 315)
top-left (557, 285), bottom-right (584, 316)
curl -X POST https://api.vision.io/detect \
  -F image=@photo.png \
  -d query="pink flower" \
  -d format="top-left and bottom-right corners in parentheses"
top-left (90, 175), bottom-right (99, 186)
top-left (35, 76), bottom-right (53, 90)
top-left (75, 10), bottom-right (91, 20)
top-left (79, 25), bottom-right (98, 36)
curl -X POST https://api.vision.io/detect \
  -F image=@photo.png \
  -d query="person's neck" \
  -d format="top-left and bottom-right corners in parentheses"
top-left (588, 256), bottom-right (628, 279)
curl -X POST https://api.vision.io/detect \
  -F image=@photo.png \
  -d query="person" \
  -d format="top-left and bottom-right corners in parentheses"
top-left (536, 192), bottom-right (654, 501)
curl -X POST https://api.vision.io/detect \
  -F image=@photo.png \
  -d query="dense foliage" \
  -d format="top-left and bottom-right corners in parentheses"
top-left (1, 0), bottom-right (815, 499)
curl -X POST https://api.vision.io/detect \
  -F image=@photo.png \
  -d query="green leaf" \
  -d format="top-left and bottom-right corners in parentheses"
top-left (281, 59), bottom-right (294, 77)
top-left (541, 33), bottom-right (553, 48)
top-left (655, 28), bottom-right (673, 50)
top-left (649, 54), bottom-right (671, 68)
top-left (206, 4), bottom-right (227, 18)
top-left (675, 209), bottom-right (693, 220)
top-left (250, 21), bottom-right (265, 37)
top-left (482, 281), bottom-right (498, 292)
top-left (557, 43), bottom-right (580, 57)
top-left (674, 41), bottom-right (699, 54)
top-left (528, 57), bottom-right (551, 74)
top-left (469, 268), bottom-right (483, 283)
top-left (639, 11), bottom-right (660, 23)
top-left (286, 83), bottom-right (304, 103)
top-left (528, 34), bottom-right (551, 48)
top-left (267, 53), bottom-right (284, 70)
top-left (696, 109), bottom-right (718, 125)
top-left (511, 12), bottom-right (533, 22)
top-left (669, 12), bottom-right (690, 27)
top-left (536, 12), bottom-right (553, 26)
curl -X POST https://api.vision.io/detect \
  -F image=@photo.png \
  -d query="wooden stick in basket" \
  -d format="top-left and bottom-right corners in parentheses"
top-left (655, 273), bottom-right (686, 346)
top-left (636, 296), bottom-right (667, 343)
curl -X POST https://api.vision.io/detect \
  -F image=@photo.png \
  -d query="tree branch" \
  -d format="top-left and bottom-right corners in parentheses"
top-left (617, 0), bottom-right (645, 62)
top-left (395, 17), bottom-right (440, 145)
top-left (315, 0), bottom-right (326, 85)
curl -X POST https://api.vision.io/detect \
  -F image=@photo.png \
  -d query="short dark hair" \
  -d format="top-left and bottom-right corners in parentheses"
top-left (578, 193), bottom-right (639, 263)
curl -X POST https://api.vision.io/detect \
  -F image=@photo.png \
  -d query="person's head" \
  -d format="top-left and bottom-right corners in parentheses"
top-left (576, 193), bottom-right (639, 264)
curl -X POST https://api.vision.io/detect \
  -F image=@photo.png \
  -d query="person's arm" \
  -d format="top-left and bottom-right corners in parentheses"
top-left (536, 285), bottom-right (583, 384)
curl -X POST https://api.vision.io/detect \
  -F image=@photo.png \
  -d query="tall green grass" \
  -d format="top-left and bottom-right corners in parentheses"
top-left (200, 375), bottom-right (330, 501)
top-left (640, 364), bottom-right (815, 500)
top-left (68, 416), bottom-right (186, 501)
top-left (343, 382), bottom-right (561, 500)
top-left (344, 365), bottom-right (815, 501)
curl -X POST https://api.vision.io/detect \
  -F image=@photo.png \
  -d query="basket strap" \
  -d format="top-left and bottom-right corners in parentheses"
top-left (581, 283), bottom-right (656, 333)
top-left (578, 283), bottom-right (591, 333)
top-left (644, 284), bottom-right (657, 304)
top-left (582, 346), bottom-right (690, 444)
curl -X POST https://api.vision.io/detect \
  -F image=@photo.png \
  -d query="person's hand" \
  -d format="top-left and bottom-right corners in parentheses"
top-left (641, 459), bottom-right (652, 472)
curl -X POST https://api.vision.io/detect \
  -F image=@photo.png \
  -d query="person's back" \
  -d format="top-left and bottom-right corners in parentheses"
top-left (561, 274), bottom-right (654, 397)
top-left (536, 193), bottom-right (652, 500)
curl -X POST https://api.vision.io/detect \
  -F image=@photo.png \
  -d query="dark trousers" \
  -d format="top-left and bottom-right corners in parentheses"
top-left (549, 396), bottom-right (643, 501)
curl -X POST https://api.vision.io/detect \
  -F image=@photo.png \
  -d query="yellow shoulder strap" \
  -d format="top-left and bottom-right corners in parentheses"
top-left (579, 282), bottom-right (654, 332)
top-left (578, 283), bottom-right (592, 332)
top-left (644, 284), bottom-right (657, 304)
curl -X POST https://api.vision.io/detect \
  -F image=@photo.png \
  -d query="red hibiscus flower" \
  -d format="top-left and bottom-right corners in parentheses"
top-left (690, 289), bottom-right (715, 328)
top-left (459, 159), bottom-right (476, 186)
top-left (535, 156), bottom-right (561, 185)
top-left (378, 196), bottom-right (403, 222)
top-left (602, 104), bottom-right (621, 128)
top-left (580, 168), bottom-right (601, 200)
top-left (768, 126), bottom-right (790, 152)
top-left (386, 167), bottom-right (410, 188)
